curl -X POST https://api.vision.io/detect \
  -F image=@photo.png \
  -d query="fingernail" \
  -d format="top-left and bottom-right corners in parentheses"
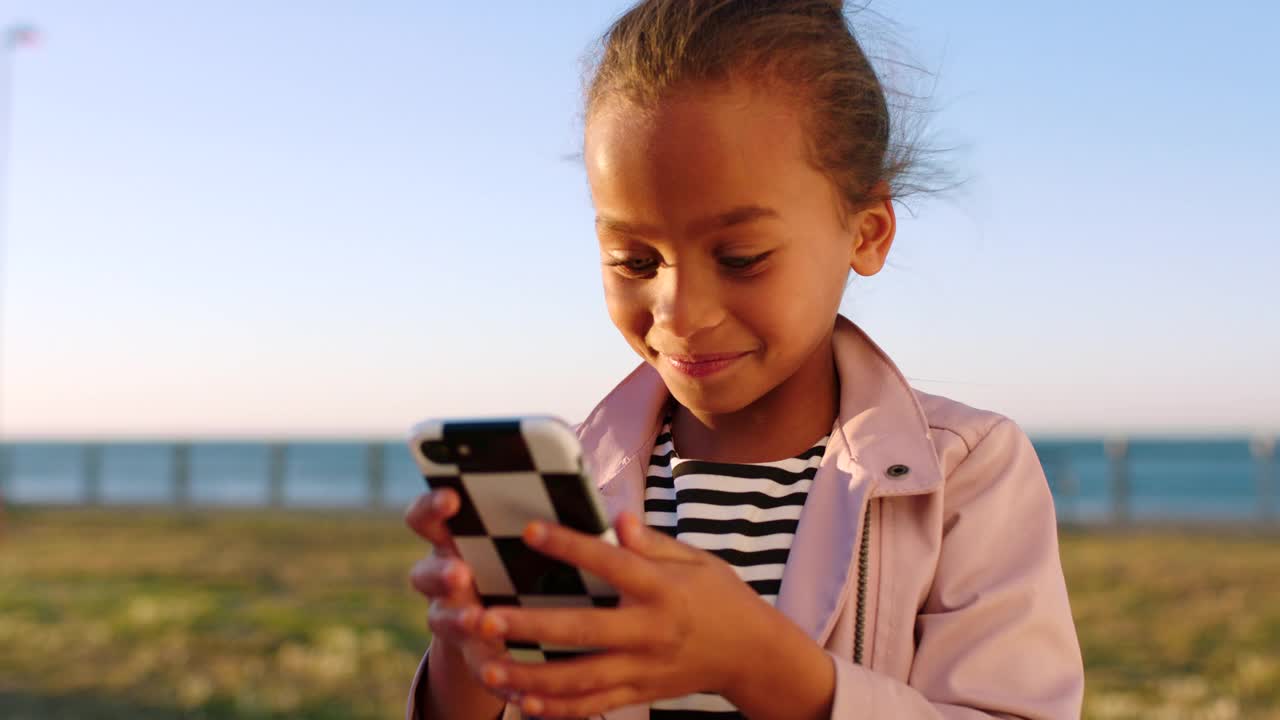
top-left (431, 492), bottom-right (448, 511)
top-left (482, 664), bottom-right (507, 686)
top-left (524, 521), bottom-right (547, 545)
top-left (522, 696), bottom-right (544, 714)
top-left (480, 612), bottom-right (507, 636)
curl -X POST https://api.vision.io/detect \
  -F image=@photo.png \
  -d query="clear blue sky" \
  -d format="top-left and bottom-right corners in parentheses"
top-left (3, 1), bottom-right (1277, 438)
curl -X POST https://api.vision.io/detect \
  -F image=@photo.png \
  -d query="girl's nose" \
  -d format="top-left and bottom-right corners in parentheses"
top-left (651, 266), bottom-right (725, 339)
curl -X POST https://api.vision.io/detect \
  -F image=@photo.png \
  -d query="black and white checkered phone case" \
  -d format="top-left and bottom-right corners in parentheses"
top-left (408, 417), bottom-right (620, 663)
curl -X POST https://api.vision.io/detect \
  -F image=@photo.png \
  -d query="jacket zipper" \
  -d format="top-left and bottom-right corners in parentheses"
top-left (853, 502), bottom-right (872, 666)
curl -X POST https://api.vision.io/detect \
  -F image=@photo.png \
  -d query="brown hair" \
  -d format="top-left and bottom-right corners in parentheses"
top-left (582, 0), bottom-right (946, 216)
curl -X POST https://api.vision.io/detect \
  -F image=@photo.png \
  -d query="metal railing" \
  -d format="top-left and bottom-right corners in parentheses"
top-left (0, 436), bottom-right (1276, 524)
top-left (1039, 435), bottom-right (1276, 526)
top-left (0, 441), bottom-right (403, 510)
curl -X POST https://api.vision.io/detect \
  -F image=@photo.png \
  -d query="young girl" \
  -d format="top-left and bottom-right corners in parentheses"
top-left (406, 1), bottom-right (1084, 718)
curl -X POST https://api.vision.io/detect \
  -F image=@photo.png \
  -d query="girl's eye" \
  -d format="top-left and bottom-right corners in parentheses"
top-left (719, 252), bottom-right (771, 271)
top-left (606, 256), bottom-right (659, 276)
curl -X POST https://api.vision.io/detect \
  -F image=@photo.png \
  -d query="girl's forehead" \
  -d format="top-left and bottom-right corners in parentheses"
top-left (584, 86), bottom-right (834, 237)
top-left (585, 84), bottom-right (810, 180)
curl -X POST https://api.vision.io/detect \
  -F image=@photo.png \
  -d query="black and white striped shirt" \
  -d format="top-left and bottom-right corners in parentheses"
top-left (643, 415), bottom-right (829, 719)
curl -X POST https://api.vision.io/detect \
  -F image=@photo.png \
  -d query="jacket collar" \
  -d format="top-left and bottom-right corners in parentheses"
top-left (578, 314), bottom-right (944, 642)
top-left (580, 314), bottom-right (944, 497)
top-left (824, 314), bottom-right (945, 499)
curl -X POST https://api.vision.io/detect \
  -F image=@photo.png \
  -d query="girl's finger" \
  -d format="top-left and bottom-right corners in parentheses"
top-left (483, 651), bottom-right (643, 701)
top-left (458, 638), bottom-right (514, 698)
top-left (409, 555), bottom-right (478, 603)
top-left (405, 490), bottom-right (460, 552)
top-left (505, 675), bottom-right (645, 719)
top-left (431, 608), bottom-right (511, 692)
top-left (481, 606), bottom-right (655, 650)
top-left (521, 520), bottom-right (663, 601)
top-left (428, 602), bottom-right (484, 643)
top-left (615, 511), bottom-right (698, 562)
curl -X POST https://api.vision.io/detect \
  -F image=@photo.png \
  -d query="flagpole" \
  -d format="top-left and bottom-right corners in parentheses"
top-left (0, 24), bottom-right (38, 506)
top-left (0, 28), bottom-right (13, 504)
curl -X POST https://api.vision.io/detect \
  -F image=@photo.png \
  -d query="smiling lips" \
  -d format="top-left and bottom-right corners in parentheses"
top-left (662, 351), bottom-right (752, 378)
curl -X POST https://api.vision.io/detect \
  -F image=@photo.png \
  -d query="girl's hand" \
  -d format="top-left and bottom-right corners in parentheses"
top-left (471, 511), bottom-right (803, 718)
top-left (405, 489), bottom-right (510, 697)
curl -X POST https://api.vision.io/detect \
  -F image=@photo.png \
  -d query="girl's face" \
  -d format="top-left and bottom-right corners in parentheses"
top-left (585, 80), bottom-right (894, 417)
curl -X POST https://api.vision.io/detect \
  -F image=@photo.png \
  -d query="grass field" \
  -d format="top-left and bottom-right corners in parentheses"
top-left (1, 507), bottom-right (1277, 719)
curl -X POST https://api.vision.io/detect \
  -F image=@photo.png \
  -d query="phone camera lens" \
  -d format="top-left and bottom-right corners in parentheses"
top-left (421, 441), bottom-right (454, 464)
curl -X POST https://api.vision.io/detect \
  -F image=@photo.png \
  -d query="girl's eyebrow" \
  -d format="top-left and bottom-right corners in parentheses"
top-left (595, 204), bottom-right (779, 238)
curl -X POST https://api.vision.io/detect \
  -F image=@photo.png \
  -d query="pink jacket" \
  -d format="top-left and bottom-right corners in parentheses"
top-left (409, 315), bottom-right (1085, 719)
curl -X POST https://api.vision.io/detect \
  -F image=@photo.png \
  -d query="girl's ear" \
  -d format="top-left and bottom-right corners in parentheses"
top-left (847, 185), bottom-right (896, 278)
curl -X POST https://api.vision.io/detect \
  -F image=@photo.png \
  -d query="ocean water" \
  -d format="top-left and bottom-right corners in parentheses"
top-left (0, 438), bottom-right (1274, 523)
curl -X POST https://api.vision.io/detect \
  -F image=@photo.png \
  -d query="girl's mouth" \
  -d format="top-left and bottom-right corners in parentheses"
top-left (662, 351), bottom-right (751, 378)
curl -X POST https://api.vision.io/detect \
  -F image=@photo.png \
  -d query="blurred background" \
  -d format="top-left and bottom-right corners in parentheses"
top-left (0, 1), bottom-right (1276, 718)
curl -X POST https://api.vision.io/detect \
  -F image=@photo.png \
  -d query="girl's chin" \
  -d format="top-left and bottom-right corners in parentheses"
top-left (661, 372), bottom-right (763, 417)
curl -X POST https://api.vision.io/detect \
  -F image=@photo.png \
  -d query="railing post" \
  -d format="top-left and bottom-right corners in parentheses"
top-left (1104, 436), bottom-right (1130, 525)
top-left (0, 444), bottom-right (11, 502)
top-left (84, 444), bottom-right (103, 505)
top-left (1252, 436), bottom-right (1276, 523)
top-left (1052, 450), bottom-right (1077, 523)
top-left (268, 443), bottom-right (287, 508)
top-left (366, 442), bottom-right (386, 509)
top-left (172, 443), bottom-right (191, 506)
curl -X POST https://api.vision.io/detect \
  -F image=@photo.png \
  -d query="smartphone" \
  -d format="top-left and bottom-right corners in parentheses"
top-left (407, 416), bottom-right (619, 662)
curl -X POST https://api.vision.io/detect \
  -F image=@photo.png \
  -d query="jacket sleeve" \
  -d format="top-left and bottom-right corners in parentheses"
top-left (406, 642), bottom-right (519, 720)
top-left (826, 417), bottom-right (1084, 719)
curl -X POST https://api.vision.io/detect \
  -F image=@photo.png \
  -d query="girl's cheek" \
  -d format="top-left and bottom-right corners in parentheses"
top-left (604, 281), bottom-right (653, 336)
